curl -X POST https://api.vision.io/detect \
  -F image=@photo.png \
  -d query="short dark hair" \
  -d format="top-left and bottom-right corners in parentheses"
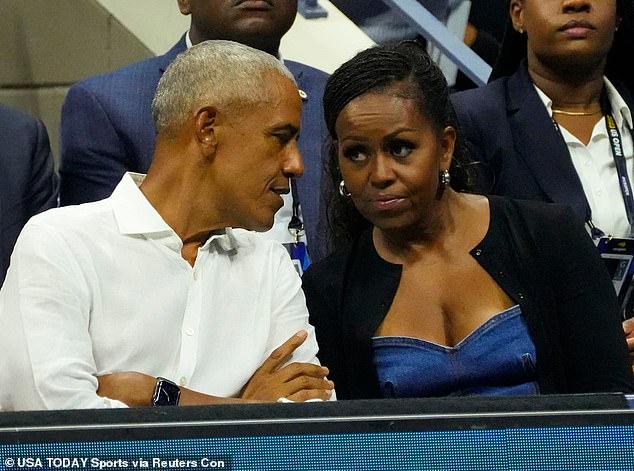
top-left (322, 40), bottom-right (478, 250)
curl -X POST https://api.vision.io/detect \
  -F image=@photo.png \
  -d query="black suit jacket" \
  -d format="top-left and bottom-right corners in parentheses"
top-left (0, 104), bottom-right (59, 285)
top-left (450, 60), bottom-right (634, 223)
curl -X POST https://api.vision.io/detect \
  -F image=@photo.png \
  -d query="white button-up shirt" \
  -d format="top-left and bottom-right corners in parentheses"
top-left (536, 78), bottom-right (634, 237)
top-left (0, 173), bottom-right (321, 410)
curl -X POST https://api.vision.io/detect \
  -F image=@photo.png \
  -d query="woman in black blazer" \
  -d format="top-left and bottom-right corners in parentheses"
top-left (451, 0), bottom-right (634, 237)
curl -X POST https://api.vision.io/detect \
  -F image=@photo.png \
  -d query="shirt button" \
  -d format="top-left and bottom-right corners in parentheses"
top-left (596, 190), bottom-right (604, 197)
top-left (179, 377), bottom-right (187, 386)
top-left (498, 271), bottom-right (505, 278)
top-left (475, 249), bottom-right (482, 256)
top-left (185, 327), bottom-right (194, 336)
top-left (193, 271), bottom-right (198, 281)
top-left (517, 292), bottom-right (525, 300)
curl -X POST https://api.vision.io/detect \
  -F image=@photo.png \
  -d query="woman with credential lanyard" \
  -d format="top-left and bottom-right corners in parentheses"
top-left (451, 0), bottom-right (634, 240)
top-left (301, 40), bottom-right (634, 400)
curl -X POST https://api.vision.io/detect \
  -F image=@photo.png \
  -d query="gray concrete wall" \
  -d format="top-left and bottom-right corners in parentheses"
top-left (0, 0), bottom-right (372, 168)
top-left (0, 0), bottom-right (153, 166)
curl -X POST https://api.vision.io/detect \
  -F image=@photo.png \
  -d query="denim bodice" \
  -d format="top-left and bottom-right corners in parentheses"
top-left (371, 305), bottom-right (539, 398)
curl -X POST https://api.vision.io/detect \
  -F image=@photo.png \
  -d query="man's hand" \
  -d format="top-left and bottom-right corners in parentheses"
top-left (97, 371), bottom-right (156, 406)
top-left (241, 330), bottom-right (334, 402)
top-left (97, 330), bottom-right (335, 406)
top-left (624, 318), bottom-right (634, 373)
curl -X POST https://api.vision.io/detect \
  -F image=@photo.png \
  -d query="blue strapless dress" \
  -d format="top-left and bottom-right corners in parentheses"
top-left (371, 305), bottom-right (539, 397)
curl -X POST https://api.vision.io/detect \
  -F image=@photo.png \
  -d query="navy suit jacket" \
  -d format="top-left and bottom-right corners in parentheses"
top-left (60, 36), bottom-right (331, 262)
top-left (451, 61), bottom-right (634, 224)
top-left (0, 104), bottom-right (59, 285)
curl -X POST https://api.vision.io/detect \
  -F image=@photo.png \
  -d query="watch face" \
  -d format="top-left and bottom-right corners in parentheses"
top-left (153, 378), bottom-right (181, 406)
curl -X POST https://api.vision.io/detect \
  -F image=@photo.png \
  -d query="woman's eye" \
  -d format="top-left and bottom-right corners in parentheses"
top-left (343, 146), bottom-right (368, 162)
top-left (389, 141), bottom-right (414, 158)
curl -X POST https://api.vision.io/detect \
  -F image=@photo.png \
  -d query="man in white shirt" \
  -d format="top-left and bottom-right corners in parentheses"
top-left (0, 40), bottom-right (334, 411)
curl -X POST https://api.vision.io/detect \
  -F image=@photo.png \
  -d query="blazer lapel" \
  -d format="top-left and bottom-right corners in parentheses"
top-left (158, 35), bottom-right (188, 74)
top-left (507, 65), bottom-right (589, 219)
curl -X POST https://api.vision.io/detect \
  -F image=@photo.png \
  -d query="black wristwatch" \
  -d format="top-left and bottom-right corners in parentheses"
top-left (152, 377), bottom-right (181, 406)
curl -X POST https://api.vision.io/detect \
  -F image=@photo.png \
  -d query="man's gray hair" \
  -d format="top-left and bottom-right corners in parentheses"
top-left (152, 39), bottom-right (296, 134)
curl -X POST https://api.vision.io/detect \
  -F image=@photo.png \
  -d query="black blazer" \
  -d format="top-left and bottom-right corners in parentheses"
top-left (302, 196), bottom-right (634, 399)
top-left (450, 60), bottom-right (634, 223)
top-left (0, 104), bottom-right (59, 285)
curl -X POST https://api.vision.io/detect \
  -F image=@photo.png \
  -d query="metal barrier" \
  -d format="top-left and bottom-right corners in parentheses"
top-left (382, 0), bottom-right (491, 86)
top-left (298, 0), bottom-right (328, 19)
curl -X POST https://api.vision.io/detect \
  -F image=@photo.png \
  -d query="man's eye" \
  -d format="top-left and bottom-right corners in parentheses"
top-left (274, 133), bottom-right (293, 145)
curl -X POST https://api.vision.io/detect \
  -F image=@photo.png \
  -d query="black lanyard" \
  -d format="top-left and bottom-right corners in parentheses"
top-left (605, 114), bottom-right (634, 227)
top-left (552, 110), bottom-right (634, 236)
top-left (287, 178), bottom-right (304, 242)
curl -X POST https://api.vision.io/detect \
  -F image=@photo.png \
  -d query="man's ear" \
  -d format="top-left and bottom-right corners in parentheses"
top-left (195, 107), bottom-right (218, 157)
top-left (177, 0), bottom-right (191, 16)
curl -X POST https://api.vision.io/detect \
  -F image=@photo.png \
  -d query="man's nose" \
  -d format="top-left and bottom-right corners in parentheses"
top-left (282, 143), bottom-right (304, 178)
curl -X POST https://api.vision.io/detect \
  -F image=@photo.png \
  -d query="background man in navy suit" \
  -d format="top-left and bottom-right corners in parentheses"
top-left (0, 104), bottom-right (59, 286)
top-left (60, 0), bottom-right (330, 262)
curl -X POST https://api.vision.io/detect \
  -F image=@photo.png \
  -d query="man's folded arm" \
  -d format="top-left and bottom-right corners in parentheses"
top-left (0, 221), bottom-right (125, 410)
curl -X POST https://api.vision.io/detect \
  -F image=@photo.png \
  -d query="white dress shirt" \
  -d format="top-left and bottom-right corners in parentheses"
top-left (535, 79), bottom-right (634, 237)
top-left (0, 173), bottom-right (321, 411)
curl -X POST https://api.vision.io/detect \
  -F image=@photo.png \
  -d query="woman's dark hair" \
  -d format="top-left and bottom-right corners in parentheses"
top-left (322, 40), bottom-right (478, 251)
top-left (491, 0), bottom-right (634, 84)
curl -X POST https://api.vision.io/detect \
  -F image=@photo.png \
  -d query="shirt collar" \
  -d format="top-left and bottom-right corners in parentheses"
top-left (109, 173), bottom-right (240, 253)
top-left (110, 172), bottom-right (173, 236)
top-left (534, 77), bottom-right (633, 129)
top-left (185, 30), bottom-right (285, 62)
top-left (604, 77), bottom-right (633, 129)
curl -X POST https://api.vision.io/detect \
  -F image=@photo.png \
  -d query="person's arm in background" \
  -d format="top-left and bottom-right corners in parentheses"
top-left (59, 83), bottom-right (130, 206)
top-left (0, 106), bottom-right (59, 287)
top-left (26, 117), bottom-right (59, 214)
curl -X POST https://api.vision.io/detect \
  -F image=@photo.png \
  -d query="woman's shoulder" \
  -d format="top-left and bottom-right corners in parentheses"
top-left (302, 230), bottom-right (386, 290)
top-left (488, 195), bottom-right (586, 239)
top-left (303, 245), bottom-right (352, 284)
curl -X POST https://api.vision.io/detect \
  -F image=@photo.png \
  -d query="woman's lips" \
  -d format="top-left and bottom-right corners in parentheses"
top-left (369, 196), bottom-right (406, 211)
